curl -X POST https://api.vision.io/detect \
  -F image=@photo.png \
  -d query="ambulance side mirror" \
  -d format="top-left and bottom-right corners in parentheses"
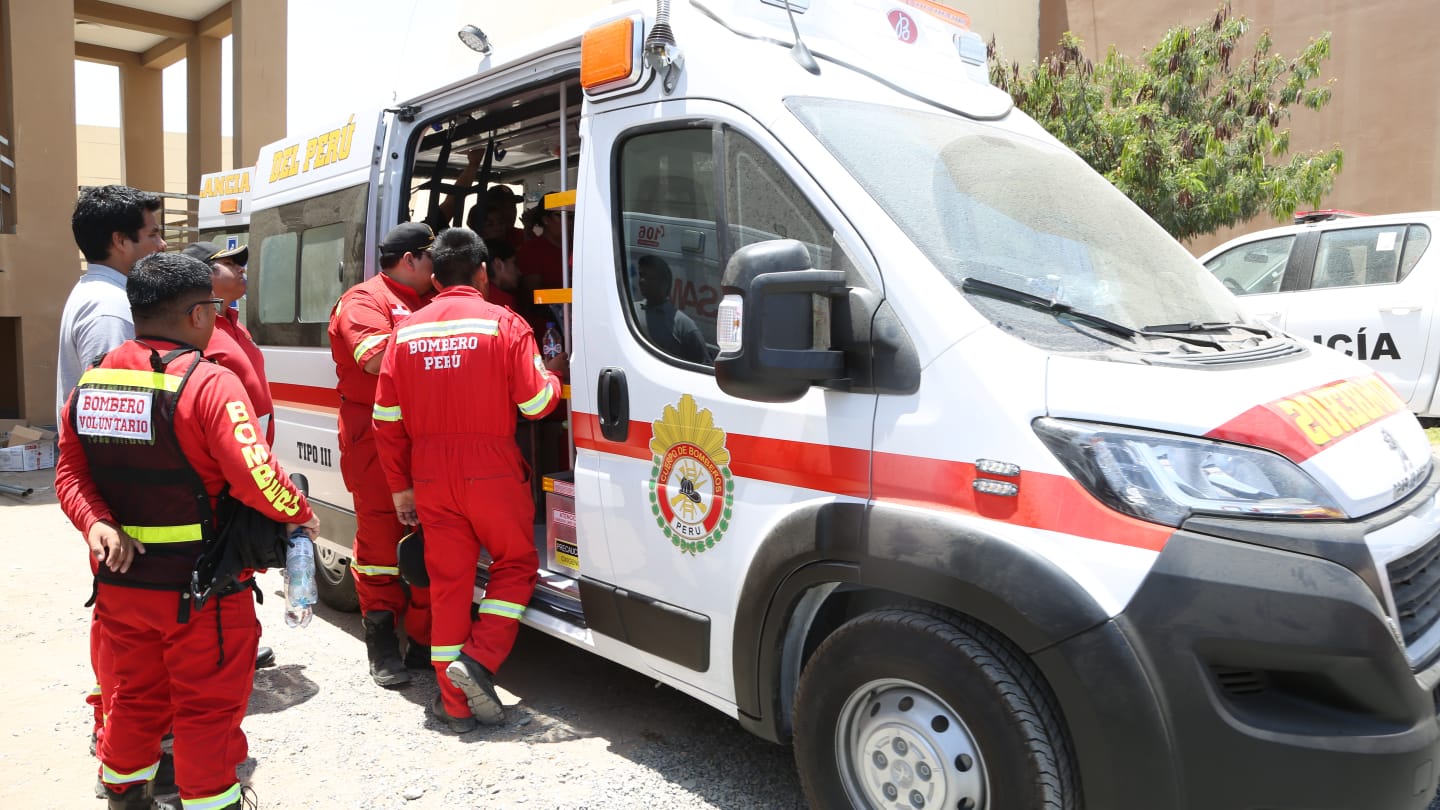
top-left (714, 239), bottom-right (847, 403)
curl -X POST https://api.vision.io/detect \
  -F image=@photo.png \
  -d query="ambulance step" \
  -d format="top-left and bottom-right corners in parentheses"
top-left (473, 566), bottom-right (586, 627)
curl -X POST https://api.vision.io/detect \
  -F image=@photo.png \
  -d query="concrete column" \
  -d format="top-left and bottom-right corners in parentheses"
top-left (232, 0), bottom-right (286, 169)
top-left (186, 33), bottom-right (223, 209)
top-left (119, 63), bottom-right (164, 192)
top-left (0, 0), bottom-right (77, 422)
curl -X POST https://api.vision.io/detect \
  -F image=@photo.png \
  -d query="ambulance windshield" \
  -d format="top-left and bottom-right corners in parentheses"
top-left (789, 97), bottom-right (1247, 341)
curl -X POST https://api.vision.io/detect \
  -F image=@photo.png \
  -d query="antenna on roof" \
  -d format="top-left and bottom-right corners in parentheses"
top-left (782, 1), bottom-right (819, 75)
top-left (644, 0), bottom-right (686, 94)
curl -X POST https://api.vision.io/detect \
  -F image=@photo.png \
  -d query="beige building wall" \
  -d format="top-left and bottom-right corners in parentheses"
top-left (0, 0), bottom-right (78, 422)
top-left (77, 125), bottom-right (234, 194)
top-left (0, 0), bottom-right (283, 424)
top-left (1048, 0), bottom-right (1440, 254)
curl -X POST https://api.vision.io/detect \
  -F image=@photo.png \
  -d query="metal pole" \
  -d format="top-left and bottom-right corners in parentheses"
top-left (0, 482), bottom-right (33, 497)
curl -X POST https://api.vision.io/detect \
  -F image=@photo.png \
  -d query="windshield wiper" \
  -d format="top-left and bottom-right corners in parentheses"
top-left (1143, 320), bottom-right (1274, 339)
top-left (961, 277), bottom-right (1139, 340)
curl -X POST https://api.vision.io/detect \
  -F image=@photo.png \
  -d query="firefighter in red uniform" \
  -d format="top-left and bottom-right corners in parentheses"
top-left (328, 222), bottom-right (436, 686)
top-left (56, 252), bottom-right (317, 810)
top-left (372, 227), bottom-right (564, 732)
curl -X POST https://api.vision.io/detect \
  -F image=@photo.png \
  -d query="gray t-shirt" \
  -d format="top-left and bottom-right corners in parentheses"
top-left (56, 264), bottom-right (133, 425)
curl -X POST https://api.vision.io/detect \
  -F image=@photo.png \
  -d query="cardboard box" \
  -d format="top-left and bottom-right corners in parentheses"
top-left (6, 424), bottom-right (48, 448)
top-left (0, 441), bottom-right (53, 471)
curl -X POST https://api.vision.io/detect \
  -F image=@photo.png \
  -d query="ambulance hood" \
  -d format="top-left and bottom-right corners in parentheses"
top-left (1044, 349), bottom-right (1433, 518)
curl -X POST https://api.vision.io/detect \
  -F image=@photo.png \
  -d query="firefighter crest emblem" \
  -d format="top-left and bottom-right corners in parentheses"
top-left (648, 394), bottom-right (734, 555)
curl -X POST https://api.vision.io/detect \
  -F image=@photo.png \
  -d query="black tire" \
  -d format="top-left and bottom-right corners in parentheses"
top-left (314, 545), bottom-right (361, 612)
top-left (793, 607), bottom-right (1079, 810)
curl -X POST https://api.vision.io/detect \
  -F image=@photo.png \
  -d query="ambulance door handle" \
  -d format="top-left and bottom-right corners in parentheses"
top-left (596, 367), bottom-right (630, 443)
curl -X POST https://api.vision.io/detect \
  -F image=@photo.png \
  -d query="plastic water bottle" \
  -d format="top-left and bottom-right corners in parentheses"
top-left (541, 322), bottom-right (563, 360)
top-left (283, 529), bottom-right (317, 628)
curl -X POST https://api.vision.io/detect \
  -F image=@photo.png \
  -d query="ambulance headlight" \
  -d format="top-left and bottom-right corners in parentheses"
top-left (1034, 418), bottom-right (1346, 527)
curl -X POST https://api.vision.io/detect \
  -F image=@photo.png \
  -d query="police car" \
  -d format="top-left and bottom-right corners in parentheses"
top-left (1202, 211), bottom-right (1440, 417)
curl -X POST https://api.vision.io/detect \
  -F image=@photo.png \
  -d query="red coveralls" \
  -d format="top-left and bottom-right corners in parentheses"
top-left (57, 339), bottom-right (313, 808)
top-left (207, 306), bottom-right (276, 444)
top-left (328, 273), bottom-right (432, 642)
top-left (372, 286), bottom-right (561, 718)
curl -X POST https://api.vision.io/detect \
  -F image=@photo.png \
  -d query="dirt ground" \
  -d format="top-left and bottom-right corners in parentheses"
top-left (0, 466), bottom-right (805, 809)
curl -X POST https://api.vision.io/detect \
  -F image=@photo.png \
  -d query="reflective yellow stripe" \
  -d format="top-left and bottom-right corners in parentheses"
top-left (478, 598), bottom-right (526, 619)
top-left (121, 523), bottom-right (203, 544)
top-left (182, 783), bottom-right (240, 810)
top-left (372, 404), bottom-right (402, 423)
top-left (517, 383), bottom-right (555, 417)
top-left (353, 333), bottom-right (389, 363)
top-left (89, 683), bottom-right (102, 697)
top-left (432, 644), bottom-right (463, 663)
top-left (396, 318), bottom-right (499, 342)
top-left (78, 368), bottom-right (181, 392)
top-left (101, 759), bottom-right (159, 785)
top-left (351, 564), bottom-right (400, 577)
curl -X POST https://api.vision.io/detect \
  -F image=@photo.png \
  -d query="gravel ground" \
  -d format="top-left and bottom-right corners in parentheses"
top-left (8, 462), bottom-right (1440, 810)
top-left (1, 467), bottom-right (804, 810)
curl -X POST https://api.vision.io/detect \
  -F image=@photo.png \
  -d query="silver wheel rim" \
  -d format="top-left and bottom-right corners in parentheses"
top-left (835, 678), bottom-right (988, 810)
top-left (315, 546), bottom-right (349, 586)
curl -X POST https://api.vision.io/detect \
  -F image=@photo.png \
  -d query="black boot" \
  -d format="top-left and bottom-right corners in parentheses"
top-left (362, 611), bottom-right (411, 688)
top-left (103, 782), bottom-right (152, 810)
top-left (403, 642), bottom-right (431, 670)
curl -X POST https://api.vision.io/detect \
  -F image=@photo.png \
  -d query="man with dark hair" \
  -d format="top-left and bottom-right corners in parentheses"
top-left (481, 237), bottom-right (523, 312)
top-left (471, 185), bottom-right (526, 248)
top-left (637, 254), bottom-right (709, 364)
top-left (58, 185), bottom-right (166, 424)
top-left (372, 227), bottom-right (563, 733)
top-left (56, 252), bottom-right (316, 810)
top-left (59, 185), bottom-right (166, 783)
top-left (328, 222), bottom-right (437, 687)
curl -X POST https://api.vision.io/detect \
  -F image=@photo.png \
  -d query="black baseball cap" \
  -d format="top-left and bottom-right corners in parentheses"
top-left (485, 185), bottom-right (523, 205)
top-left (181, 241), bottom-right (249, 266)
top-left (379, 222), bottom-right (436, 258)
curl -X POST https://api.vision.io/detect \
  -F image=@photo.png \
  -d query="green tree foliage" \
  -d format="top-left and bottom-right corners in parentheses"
top-left (988, 3), bottom-right (1343, 242)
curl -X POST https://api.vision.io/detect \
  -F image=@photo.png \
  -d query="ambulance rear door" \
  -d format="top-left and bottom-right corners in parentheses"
top-left (573, 98), bottom-right (881, 705)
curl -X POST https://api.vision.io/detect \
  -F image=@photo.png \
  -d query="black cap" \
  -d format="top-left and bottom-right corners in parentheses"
top-left (485, 185), bottom-right (523, 204)
top-left (379, 222), bottom-right (436, 258)
top-left (181, 240), bottom-right (249, 266)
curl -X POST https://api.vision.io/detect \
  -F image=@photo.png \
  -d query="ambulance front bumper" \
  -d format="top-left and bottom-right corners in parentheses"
top-left (1043, 521), bottom-right (1440, 810)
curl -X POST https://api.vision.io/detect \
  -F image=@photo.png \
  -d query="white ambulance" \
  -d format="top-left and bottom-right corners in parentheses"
top-left (249, 2), bottom-right (1440, 807)
top-left (195, 166), bottom-right (254, 252)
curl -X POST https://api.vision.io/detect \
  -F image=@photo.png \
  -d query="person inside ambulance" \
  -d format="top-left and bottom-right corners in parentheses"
top-left (481, 237), bottom-right (524, 313)
top-left (327, 222), bottom-right (437, 689)
top-left (470, 184), bottom-right (526, 249)
top-left (56, 252), bottom-right (317, 810)
top-left (636, 254), bottom-right (709, 364)
top-left (371, 227), bottom-right (563, 733)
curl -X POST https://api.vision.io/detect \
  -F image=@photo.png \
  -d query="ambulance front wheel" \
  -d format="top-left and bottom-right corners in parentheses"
top-left (792, 607), bottom-right (1079, 810)
top-left (314, 546), bottom-right (361, 612)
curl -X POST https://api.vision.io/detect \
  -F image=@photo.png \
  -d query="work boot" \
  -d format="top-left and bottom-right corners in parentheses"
top-left (255, 646), bottom-right (275, 668)
top-left (152, 750), bottom-right (176, 796)
top-left (403, 642), bottom-right (431, 670)
top-left (102, 782), bottom-right (153, 810)
top-left (430, 692), bottom-right (479, 734)
top-left (362, 611), bottom-right (411, 688)
top-left (445, 652), bottom-right (505, 725)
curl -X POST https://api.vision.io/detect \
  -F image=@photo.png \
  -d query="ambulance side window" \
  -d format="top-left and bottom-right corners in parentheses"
top-left (617, 125), bottom-right (835, 366)
top-left (248, 183), bottom-right (367, 347)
